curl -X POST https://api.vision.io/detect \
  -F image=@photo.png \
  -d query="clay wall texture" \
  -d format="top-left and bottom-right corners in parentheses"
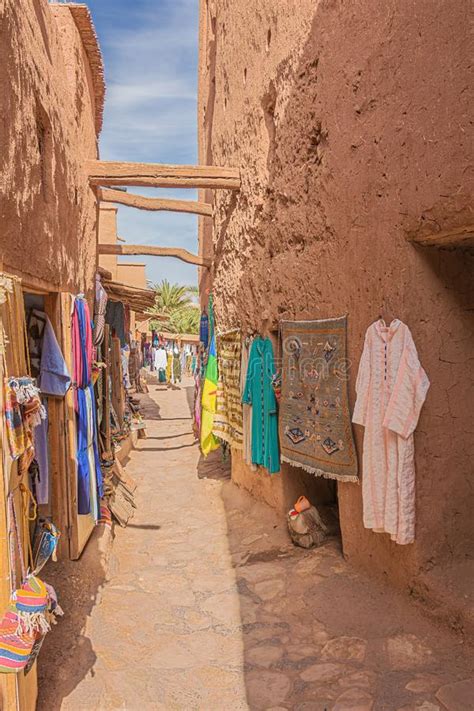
top-left (0, 0), bottom-right (100, 293)
top-left (116, 264), bottom-right (147, 290)
top-left (198, 0), bottom-right (474, 599)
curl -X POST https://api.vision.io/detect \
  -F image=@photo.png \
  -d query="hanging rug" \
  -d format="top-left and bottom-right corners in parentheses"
top-left (213, 330), bottom-right (243, 449)
top-left (279, 316), bottom-right (358, 482)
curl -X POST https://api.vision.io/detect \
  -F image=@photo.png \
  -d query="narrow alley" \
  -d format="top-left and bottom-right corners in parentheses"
top-left (37, 380), bottom-right (472, 711)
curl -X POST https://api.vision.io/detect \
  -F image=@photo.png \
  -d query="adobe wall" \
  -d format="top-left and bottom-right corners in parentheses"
top-left (116, 264), bottom-right (147, 289)
top-left (198, 0), bottom-right (474, 598)
top-left (98, 204), bottom-right (120, 280)
top-left (0, 0), bottom-right (100, 293)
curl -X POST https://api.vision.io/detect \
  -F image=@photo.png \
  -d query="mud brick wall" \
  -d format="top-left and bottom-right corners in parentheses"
top-left (198, 0), bottom-right (474, 596)
top-left (0, 0), bottom-right (100, 292)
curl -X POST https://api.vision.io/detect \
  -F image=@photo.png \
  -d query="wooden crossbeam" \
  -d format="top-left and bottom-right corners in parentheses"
top-left (408, 224), bottom-right (474, 248)
top-left (98, 243), bottom-right (211, 268)
top-left (99, 188), bottom-right (213, 217)
top-left (87, 160), bottom-right (240, 190)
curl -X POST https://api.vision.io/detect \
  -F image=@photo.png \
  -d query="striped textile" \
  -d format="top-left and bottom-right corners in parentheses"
top-left (213, 330), bottom-right (243, 449)
top-left (0, 577), bottom-right (49, 673)
top-left (0, 607), bottom-right (35, 671)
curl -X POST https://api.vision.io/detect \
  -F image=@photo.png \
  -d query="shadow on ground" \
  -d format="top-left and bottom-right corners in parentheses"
top-left (197, 450), bottom-right (473, 709)
top-left (36, 527), bottom-right (111, 711)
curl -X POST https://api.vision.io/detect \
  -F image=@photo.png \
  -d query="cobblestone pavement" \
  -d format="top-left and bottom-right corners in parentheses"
top-left (42, 380), bottom-right (473, 710)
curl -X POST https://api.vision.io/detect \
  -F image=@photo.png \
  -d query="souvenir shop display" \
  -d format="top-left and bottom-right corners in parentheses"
top-left (279, 317), bottom-right (358, 483)
top-left (193, 291), bottom-right (431, 549)
top-left (353, 319), bottom-right (429, 545)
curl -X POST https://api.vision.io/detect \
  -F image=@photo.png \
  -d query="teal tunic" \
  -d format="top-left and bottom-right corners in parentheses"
top-left (242, 337), bottom-right (280, 474)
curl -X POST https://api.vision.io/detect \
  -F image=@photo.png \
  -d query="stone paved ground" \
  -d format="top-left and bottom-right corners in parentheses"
top-left (39, 380), bottom-right (473, 710)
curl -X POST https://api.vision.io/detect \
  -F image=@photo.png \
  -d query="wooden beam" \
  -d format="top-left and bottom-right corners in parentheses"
top-left (99, 188), bottom-right (213, 217)
top-left (87, 160), bottom-right (240, 190)
top-left (98, 243), bottom-right (211, 268)
top-left (408, 224), bottom-right (474, 248)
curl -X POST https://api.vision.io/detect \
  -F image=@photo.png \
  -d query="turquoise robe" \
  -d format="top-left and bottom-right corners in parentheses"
top-left (242, 337), bottom-right (280, 474)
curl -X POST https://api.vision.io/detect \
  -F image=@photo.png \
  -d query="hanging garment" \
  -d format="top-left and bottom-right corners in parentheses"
top-left (279, 317), bottom-right (358, 482)
top-left (242, 337), bottom-right (280, 474)
top-left (105, 300), bottom-right (126, 347)
top-left (200, 297), bottom-right (219, 456)
top-left (173, 352), bottom-right (182, 383)
top-left (121, 345), bottom-right (131, 390)
top-left (353, 319), bottom-right (430, 545)
top-left (72, 298), bottom-right (103, 519)
top-left (93, 274), bottom-right (108, 346)
top-left (33, 400), bottom-right (49, 505)
top-left (4, 381), bottom-right (30, 460)
top-left (200, 312), bottom-right (209, 347)
top-left (154, 347), bottom-right (167, 371)
top-left (213, 330), bottom-right (243, 448)
top-left (33, 310), bottom-right (71, 397)
top-left (240, 336), bottom-right (256, 469)
top-left (166, 351), bottom-right (173, 383)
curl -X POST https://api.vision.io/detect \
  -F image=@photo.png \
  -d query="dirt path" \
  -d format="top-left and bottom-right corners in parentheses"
top-left (38, 379), bottom-right (473, 710)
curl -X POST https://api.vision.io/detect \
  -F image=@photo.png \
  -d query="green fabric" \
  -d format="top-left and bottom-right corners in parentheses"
top-left (242, 337), bottom-right (280, 473)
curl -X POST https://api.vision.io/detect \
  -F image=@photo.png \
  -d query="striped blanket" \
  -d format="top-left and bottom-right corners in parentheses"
top-left (213, 331), bottom-right (243, 449)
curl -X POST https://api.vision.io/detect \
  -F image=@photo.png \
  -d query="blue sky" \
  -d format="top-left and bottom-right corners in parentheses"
top-left (86, 0), bottom-right (200, 287)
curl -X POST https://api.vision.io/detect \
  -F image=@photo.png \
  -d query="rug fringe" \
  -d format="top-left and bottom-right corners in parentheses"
top-left (281, 454), bottom-right (359, 484)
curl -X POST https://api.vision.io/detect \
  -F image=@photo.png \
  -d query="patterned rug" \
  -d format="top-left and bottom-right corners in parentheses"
top-left (279, 316), bottom-right (358, 482)
top-left (213, 330), bottom-right (243, 449)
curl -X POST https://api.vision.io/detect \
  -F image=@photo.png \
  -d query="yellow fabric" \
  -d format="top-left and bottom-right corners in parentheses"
top-left (200, 376), bottom-right (219, 456)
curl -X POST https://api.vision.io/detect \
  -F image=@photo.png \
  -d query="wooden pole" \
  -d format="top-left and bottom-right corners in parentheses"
top-left (99, 188), bottom-right (213, 217)
top-left (86, 160), bottom-right (240, 189)
top-left (98, 243), bottom-right (211, 268)
top-left (407, 224), bottom-right (474, 248)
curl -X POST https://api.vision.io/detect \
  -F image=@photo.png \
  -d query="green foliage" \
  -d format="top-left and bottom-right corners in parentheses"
top-left (148, 280), bottom-right (199, 335)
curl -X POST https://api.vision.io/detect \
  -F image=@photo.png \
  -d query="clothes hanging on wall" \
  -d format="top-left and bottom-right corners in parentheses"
top-left (352, 319), bottom-right (430, 545)
top-left (32, 310), bottom-right (70, 397)
top-left (105, 300), bottom-right (126, 348)
top-left (200, 297), bottom-right (219, 456)
top-left (279, 317), bottom-right (358, 482)
top-left (33, 401), bottom-right (49, 505)
top-left (240, 336), bottom-right (256, 470)
top-left (200, 312), bottom-right (209, 347)
top-left (213, 330), bottom-right (243, 449)
top-left (93, 274), bottom-right (108, 347)
top-left (72, 297), bottom-right (103, 520)
top-left (242, 337), bottom-right (280, 474)
top-left (173, 350), bottom-right (182, 383)
top-left (166, 350), bottom-right (173, 383)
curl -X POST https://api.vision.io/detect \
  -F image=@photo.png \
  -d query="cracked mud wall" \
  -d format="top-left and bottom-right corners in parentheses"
top-left (198, 0), bottom-right (474, 594)
top-left (0, 0), bottom-right (99, 292)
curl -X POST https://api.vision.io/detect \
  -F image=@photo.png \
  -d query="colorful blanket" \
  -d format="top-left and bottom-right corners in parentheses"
top-left (279, 317), bottom-right (358, 482)
top-left (213, 330), bottom-right (243, 449)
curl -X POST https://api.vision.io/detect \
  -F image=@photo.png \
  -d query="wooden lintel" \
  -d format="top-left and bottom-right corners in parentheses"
top-left (98, 243), bottom-right (211, 268)
top-left (408, 224), bottom-right (474, 248)
top-left (99, 188), bottom-right (213, 217)
top-left (87, 160), bottom-right (240, 190)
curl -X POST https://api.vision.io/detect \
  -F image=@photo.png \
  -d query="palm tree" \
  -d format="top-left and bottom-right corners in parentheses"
top-left (148, 279), bottom-right (199, 335)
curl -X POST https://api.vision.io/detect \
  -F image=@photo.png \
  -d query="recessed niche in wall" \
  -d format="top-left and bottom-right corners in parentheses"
top-left (243, 67), bottom-right (247, 86)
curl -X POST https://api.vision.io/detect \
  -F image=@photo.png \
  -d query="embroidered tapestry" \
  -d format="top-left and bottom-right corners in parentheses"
top-left (279, 317), bottom-right (358, 482)
top-left (213, 330), bottom-right (243, 449)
